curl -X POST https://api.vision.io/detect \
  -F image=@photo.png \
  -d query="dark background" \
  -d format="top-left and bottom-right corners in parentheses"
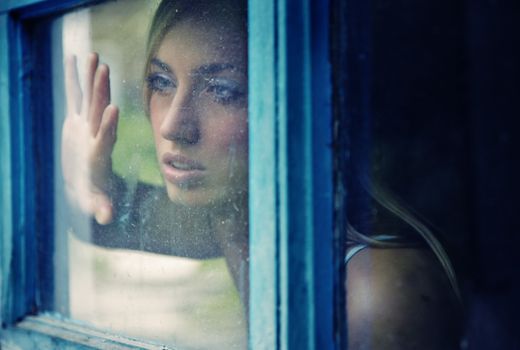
top-left (332, 0), bottom-right (519, 348)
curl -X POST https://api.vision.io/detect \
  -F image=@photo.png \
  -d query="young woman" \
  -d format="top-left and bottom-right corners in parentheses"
top-left (62, 0), bottom-right (249, 303)
top-left (61, 0), bottom-right (463, 348)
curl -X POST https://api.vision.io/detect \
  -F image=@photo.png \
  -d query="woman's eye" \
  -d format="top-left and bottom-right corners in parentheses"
top-left (147, 73), bottom-right (175, 94)
top-left (205, 78), bottom-right (245, 105)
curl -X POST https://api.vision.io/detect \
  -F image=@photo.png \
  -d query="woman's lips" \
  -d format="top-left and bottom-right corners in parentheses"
top-left (161, 153), bottom-right (205, 187)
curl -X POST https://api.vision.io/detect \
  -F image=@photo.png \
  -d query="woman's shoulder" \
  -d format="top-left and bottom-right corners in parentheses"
top-left (346, 247), bottom-right (462, 350)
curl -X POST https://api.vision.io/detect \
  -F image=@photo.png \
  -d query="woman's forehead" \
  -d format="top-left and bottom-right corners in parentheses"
top-left (155, 18), bottom-right (247, 69)
top-left (166, 15), bottom-right (246, 44)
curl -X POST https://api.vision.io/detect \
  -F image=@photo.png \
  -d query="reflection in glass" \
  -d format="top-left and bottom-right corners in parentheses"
top-left (52, 1), bottom-right (248, 348)
top-left (339, 2), bottom-right (467, 348)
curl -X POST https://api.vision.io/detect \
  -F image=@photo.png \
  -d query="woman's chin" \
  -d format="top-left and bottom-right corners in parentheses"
top-left (165, 184), bottom-right (219, 208)
top-left (164, 183), bottom-right (247, 211)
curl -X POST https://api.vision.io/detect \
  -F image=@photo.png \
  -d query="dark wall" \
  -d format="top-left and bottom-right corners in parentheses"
top-left (370, 0), bottom-right (473, 276)
top-left (464, 1), bottom-right (519, 348)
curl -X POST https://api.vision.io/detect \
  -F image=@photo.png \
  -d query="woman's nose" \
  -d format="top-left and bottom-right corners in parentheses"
top-left (160, 92), bottom-right (200, 145)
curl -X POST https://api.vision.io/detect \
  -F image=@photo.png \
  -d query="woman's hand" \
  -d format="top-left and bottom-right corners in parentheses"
top-left (61, 53), bottom-right (119, 225)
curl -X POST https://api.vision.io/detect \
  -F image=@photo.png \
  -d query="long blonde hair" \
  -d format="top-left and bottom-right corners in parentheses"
top-left (347, 172), bottom-right (462, 303)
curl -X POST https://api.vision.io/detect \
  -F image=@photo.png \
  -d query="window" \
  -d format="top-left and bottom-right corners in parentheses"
top-left (1, 0), bottom-right (335, 349)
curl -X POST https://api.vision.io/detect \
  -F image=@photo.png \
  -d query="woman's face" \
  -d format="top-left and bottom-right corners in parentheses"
top-left (148, 16), bottom-right (248, 207)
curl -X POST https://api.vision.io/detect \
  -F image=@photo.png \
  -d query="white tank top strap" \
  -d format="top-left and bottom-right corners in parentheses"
top-left (345, 234), bottom-right (400, 264)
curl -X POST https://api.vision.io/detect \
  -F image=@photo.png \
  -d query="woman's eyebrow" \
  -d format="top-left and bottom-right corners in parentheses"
top-left (193, 63), bottom-right (243, 75)
top-left (151, 58), bottom-right (172, 73)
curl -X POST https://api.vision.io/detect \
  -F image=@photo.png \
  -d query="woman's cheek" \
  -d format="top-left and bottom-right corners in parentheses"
top-left (149, 101), bottom-right (163, 138)
top-left (209, 113), bottom-right (248, 149)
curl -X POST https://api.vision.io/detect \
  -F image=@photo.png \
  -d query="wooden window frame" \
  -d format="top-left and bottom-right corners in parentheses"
top-left (0, 0), bottom-right (338, 348)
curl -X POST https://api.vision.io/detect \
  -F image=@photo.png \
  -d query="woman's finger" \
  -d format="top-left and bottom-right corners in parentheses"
top-left (83, 52), bottom-right (99, 119)
top-left (93, 191), bottom-right (114, 225)
top-left (65, 182), bottom-right (113, 225)
top-left (64, 179), bottom-right (94, 216)
top-left (89, 63), bottom-right (111, 137)
top-left (64, 55), bottom-right (83, 116)
top-left (96, 104), bottom-right (119, 153)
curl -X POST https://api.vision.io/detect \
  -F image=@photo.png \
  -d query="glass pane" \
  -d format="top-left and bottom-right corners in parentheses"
top-left (52, 1), bottom-right (248, 348)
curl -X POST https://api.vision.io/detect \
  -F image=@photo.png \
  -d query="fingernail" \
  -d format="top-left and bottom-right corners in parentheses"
top-left (95, 205), bottom-right (112, 225)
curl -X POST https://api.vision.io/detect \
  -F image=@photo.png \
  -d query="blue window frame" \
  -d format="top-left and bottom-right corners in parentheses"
top-left (249, 0), bottom-right (335, 348)
top-left (1, 0), bottom-right (338, 349)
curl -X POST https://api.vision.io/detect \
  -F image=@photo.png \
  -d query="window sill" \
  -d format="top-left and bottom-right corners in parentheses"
top-left (1, 314), bottom-right (172, 350)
